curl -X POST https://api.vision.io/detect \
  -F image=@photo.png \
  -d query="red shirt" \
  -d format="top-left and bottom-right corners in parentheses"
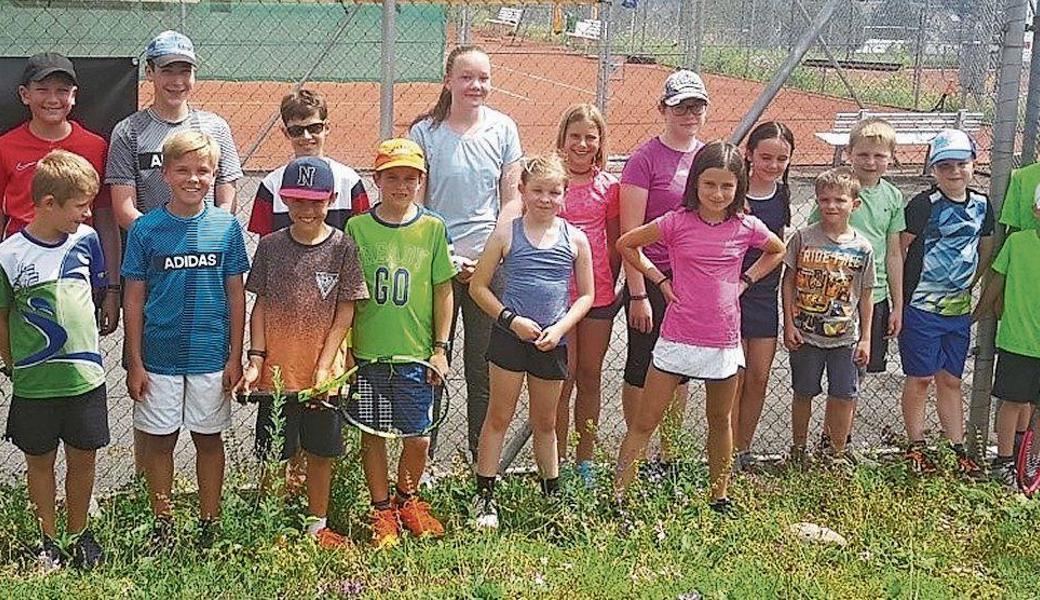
top-left (0, 121), bottom-right (111, 238)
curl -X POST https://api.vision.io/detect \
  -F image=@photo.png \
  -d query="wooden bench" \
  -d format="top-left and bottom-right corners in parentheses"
top-left (815, 109), bottom-right (984, 167)
top-left (566, 18), bottom-right (601, 52)
top-left (486, 7), bottom-right (523, 36)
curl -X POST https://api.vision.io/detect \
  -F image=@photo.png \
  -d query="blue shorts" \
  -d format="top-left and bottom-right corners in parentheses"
top-left (740, 292), bottom-right (779, 339)
top-left (789, 344), bottom-right (860, 399)
top-left (348, 362), bottom-right (434, 435)
top-left (898, 306), bottom-right (971, 378)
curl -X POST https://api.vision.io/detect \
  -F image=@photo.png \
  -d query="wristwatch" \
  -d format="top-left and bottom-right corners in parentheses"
top-left (740, 273), bottom-right (755, 287)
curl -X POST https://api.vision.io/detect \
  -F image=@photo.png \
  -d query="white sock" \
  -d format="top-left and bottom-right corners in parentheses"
top-left (306, 517), bottom-right (328, 535)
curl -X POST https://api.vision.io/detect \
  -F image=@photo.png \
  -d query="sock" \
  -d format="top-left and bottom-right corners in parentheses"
top-left (476, 475), bottom-right (496, 497)
top-left (950, 442), bottom-right (967, 457)
top-left (372, 498), bottom-right (392, 511)
top-left (1014, 431), bottom-right (1026, 457)
top-left (540, 477), bottom-right (560, 496)
top-left (993, 455), bottom-right (1013, 466)
top-left (306, 517), bottom-right (328, 535)
top-left (395, 486), bottom-right (414, 504)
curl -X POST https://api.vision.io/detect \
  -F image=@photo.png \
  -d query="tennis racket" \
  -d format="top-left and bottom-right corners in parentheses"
top-left (298, 355), bottom-right (451, 439)
top-left (1016, 411), bottom-right (1040, 497)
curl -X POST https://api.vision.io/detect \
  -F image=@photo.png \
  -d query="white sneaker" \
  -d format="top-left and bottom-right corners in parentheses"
top-left (472, 494), bottom-right (499, 530)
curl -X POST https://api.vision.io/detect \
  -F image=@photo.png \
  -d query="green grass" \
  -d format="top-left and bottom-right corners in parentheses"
top-left (1, 433), bottom-right (1038, 599)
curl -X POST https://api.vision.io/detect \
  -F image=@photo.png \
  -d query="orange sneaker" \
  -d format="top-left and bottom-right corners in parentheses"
top-left (397, 496), bottom-right (445, 538)
top-left (312, 527), bottom-right (348, 550)
top-left (370, 507), bottom-right (400, 548)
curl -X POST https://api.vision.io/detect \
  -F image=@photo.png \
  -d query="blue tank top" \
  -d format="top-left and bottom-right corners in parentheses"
top-left (742, 182), bottom-right (789, 296)
top-left (500, 217), bottom-right (575, 335)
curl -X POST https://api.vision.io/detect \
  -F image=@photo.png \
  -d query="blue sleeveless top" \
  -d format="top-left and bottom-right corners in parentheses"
top-left (500, 217), bottom-right (575, 336)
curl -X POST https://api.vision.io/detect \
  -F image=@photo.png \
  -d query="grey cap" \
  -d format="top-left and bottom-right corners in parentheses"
top-left (662, 70), bottom-right (709, 106)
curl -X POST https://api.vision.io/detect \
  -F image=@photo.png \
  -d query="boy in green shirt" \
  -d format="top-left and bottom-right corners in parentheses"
top-left (977, 195), bottom-right (1040, 486)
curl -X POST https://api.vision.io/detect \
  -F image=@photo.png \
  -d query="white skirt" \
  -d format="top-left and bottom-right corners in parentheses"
top-left (652, 338), bottom-right (745, 381)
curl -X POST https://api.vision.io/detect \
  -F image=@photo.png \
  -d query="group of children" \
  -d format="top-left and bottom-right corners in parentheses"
top-left (1, 36), bottom-right (1035, 568)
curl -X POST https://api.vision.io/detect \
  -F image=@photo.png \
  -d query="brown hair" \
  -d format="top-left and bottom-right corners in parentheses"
top-left (520, 152), bottom-right (568, 188)
top-left (31, 149), bottom-right (99, 205)
top-left (745, 121), bottom-right (795, 185)
top-left (555, 103), bottom-right (608, 171)
top-left (279, 88), bottom-right (328, 124)
top-left (815, 166), bottom-right (861, 199)
top-left (410, 45), bottom-right (488, 129)
top-left (681, 140), bottom-right (747, 219)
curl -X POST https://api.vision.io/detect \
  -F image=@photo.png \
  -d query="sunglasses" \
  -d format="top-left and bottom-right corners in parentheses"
top-left (286, 122), bottom-right (327, 138)
top-left (668, 102), bottom-right (707, 116)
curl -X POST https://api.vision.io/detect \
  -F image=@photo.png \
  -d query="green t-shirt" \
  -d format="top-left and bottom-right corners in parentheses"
top-left (998, 162), bottom-right (1040, 232)
top-left (809, 177), bottom-right (904, 303)
top-left (0, 226), bottom-right (107, 398)
top-left (345, 205), bottom-right (456, 361)
top-left (993, 230), bottom-right (1040, 358)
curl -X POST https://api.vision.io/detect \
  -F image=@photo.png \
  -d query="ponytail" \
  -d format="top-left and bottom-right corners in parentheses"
top-left (410, 45), bottom-right (488, 130)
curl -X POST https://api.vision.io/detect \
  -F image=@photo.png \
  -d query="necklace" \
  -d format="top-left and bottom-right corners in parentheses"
top-left (697, 213), bottom-right (726, 227)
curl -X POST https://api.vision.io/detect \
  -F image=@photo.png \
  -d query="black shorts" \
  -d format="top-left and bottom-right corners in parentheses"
top-left (866, 299), bottom-right (890, 373)
top-left (4, 384), bottom-right (109, 456)
top-left (622, 275), bottom-right (670, 388)
top-left (586, 301), bottom-right (621, 320)
top-left (254, 395), bottom-right (344, 460)
top-left (992, 350), bottom-right (1040, 405)
top-left (486, 325), bottom-right (568, 381)
top-left (740, 291), bottom-right (779, 339)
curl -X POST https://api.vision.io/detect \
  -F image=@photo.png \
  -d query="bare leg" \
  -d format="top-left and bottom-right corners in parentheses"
top-left (142, 430), bottom-right (179, 517)
top-left (397, 437), bottom-right (431, 494)
top-left (555, 340), bottom-right (578, 459)
top-left (572, 318), bottom-right (611, 463)
top-left (25, 450), bottom-right (58, 538)
top-left (528, 375), bottom-right (564, 480)
top-left (791, 393), bottom-right (814, 448)
top-left (822, 397), bottom-right (856, 453)
top-left (934, 370), bottom-right (965, 445)
top-left (614, 367), bottom-right (682, 493)
top-left (660, 384), bottom-right (689, 462)
top-left (192, 432), bottom-right (225, 520)
top-left (361, 433), bottom-right (389, 502)
top-left (901, 376), bottom-right (932, 443)
top-left (735, 337), bottom-right (777, 452)
top-left (64, 446), bottom-right (97, 534)
top-left (475, 365), bottom-right (525, 478)
top-left (996, 401), bottom-right (1031, 457)
top-left (704, 376), bottom-right (739, 500)
top-left (134, 429), bottom-right (146, 476)
top-left (304, 452), bottom-right (332, 518)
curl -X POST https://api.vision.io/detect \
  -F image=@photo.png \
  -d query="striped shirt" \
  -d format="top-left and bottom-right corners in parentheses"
top-left (247, 158), bottom-right (370, 236)
top-left (122, 206), bottom-right (250, 375)
top-left (105, 108), bottom-right (243, 214)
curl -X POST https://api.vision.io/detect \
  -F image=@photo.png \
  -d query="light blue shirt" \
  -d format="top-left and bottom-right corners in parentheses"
top-left (409, 106), bottom-right (522, 260)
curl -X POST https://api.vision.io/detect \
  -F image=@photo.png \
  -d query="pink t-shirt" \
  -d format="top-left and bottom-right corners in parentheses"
top-left (656, 210), bottom-right (772, 348)
top-left (562, 169), bottom-right (620, 308)
top-left (620, 137), bottom-right (702, 269)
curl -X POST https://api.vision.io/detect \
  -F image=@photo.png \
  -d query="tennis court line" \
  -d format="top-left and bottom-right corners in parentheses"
top-left (495, 64), bottom-right (596, 97)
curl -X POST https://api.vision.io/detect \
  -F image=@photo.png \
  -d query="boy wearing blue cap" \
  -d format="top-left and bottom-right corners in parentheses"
top-left (232, 157), bottom-right (369, 549)
top-left (899, 129), bottom-right (993, 478)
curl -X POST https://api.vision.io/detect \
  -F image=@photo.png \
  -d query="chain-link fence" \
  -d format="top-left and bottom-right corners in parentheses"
top-left (0, 0), bottom-right (1033, 492)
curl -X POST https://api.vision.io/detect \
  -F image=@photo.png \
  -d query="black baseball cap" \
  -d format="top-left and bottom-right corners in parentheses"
top-left (22, 52), bottom-right (77, 86)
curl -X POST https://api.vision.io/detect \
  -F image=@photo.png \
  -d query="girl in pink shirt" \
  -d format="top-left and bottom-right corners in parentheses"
top-left (553, 104), bottom-right (621, 479)
top-left (614, 141), bottom-right (785, 513)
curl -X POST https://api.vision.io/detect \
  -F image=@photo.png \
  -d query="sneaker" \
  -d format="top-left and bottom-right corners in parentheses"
top-left (197, 519), bottom-right (218, 550)
top-left (708, 497), bottom-right (739, 517)
top-left (734, 451), bottom-right (759, 474)
top-left (821, 451), bottom-right (854, 474)
top-left (955, 453), bottom-right (987, 481)
top-left (369, 507), bottom-right (400, 548)
top-left (71, 529), bottom-right (103, 570)
top-left (904, 445), bottom-right (937, 475)
top-left (990, 460), bottom-right (1018, 490)
top-left (787, 445), bottom-right (810, 469)
top-left (312, 527), bottom-right (349, 549)
top-left (397, 496), bottom-right (444, 538)
top-left (36, 536), bottom-right (63, 573)
top-left (472, 494), bottom-right (499, 530)
top-left (148, 517), bottom-right (176, 554)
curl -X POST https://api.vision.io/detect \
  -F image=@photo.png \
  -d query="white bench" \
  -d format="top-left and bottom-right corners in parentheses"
top-left (566, 18), bottom-right (601, 44)
top-left (486, 7), bottom-right (523, 36)
top-left (815, 109), bottom-right (984, 166)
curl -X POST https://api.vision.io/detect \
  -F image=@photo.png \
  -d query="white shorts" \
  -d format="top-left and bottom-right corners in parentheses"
top-left (133, 371), bottom-right (230, 436)
top-left (652, 339), bottom-right (745, 381)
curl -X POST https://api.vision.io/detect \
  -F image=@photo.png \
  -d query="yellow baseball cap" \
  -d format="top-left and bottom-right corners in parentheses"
top-left (374, 138), bottom-right (426, 173)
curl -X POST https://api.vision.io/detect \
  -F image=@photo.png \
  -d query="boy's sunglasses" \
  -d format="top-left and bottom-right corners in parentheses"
top-left (286, 122), bottom-right (327, 138)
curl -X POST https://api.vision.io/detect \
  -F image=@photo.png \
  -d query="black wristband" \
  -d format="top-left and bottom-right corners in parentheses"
top-left (655, 275), bottom-right (671, 287)
top-left (497, 308), bottom-right (516, 329)
top-left (247, 349), bottom-right (267, 359)
top-left (433, 340), bottom-right (449, 351)
top-left (629, 294), bottom-right (649, 301)
top-left (740, 272), bottom-right (755, 287)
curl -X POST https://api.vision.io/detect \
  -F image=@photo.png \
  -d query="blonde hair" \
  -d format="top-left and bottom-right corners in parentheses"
top-left (520, 153), bottom-right (568, 188)
top-left (555, 103), bottom-right (608, 170)
top-left (31, 149), bottom-right (99, 205)
top-left (848, 117), bottom-right (897, 155)
top-left (162, 130), bottom-right (220, 168)
top-left (815, 166), bottom-right (861, 199)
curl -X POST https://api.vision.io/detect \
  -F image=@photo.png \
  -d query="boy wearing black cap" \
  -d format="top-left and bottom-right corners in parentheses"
top-left (0, 52), bottom-right (121, 334)
top-left (232, 157), bottom-right (369, 549)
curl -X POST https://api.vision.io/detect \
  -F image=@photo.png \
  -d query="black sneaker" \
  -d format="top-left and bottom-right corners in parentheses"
top-left (71, 529), bottom-right (104, 570)
top-left (708, 497), bottom-right (739, 517)
top-left (198, 518), bottom-right (219, 550)
top-left (990, 460), bottom-right (1018, 491)
top-left (36, 536), bottom-right (63, 573)
top-left (148, 516), bottom-right (176, 554)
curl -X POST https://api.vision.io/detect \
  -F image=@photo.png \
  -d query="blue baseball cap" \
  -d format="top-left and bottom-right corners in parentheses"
top-left (280, 157), bottom-right (335, 201)
top-left (928, 129), bottom-right (976, 167)
top-left (146, 30), bottom-right (197, 67)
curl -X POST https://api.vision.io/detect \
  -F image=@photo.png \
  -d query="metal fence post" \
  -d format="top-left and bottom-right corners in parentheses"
top-left (1022, 10), bottom-right (1040, 164)
top-left (380, 0), bottom-right (396, 140)
top-left (596, 0), bottom-right (613, 114)
top-left (967, 0), bottom-right (1030, 457)
top-left (459, 5), bottom-right (471, 45)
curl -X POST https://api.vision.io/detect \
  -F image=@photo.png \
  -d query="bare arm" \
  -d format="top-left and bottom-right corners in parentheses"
top-left (110, 184), bottom-right (142, 230)
top-left (781, 265), bottom-right (802, 351)
top-left (233, 297), bottom-right (265, 398)
top-left (885, 233), bottom-right (904, 337)
top-left (215, 182), bottom-right (237, 214)
top-left (496, 160), bottom-right (523, 227)
top-left (537, 230), bottom-right (594, 350)
top-left (0, 308), bottom-right (11, 368)
top-left (124, 279), bottom-right (148, 401)
top-left (974, 270), bottom-right (1005, 321)
top-left (93, 204), bottom-right (122, 335)
top-left (468, 227), bottom-right (509, 319)
top-left (898, 231), bottom-right (915, 258)
top-left (316, 301), bottom-right (355, 372)
top-left (854, 286), bottom-right (875, 366)
top-left (616, 220), bottom-right (666, 285)
top-left (619, 184), bottom-right (650, 294)
top-left (223, 274), bottom-right (246, 389)
top-left (972, 236), bottom-right (995, 288)
top-left (429, 280), bottom-right (454, 378)
top-left (742, 233), bottom-right (786, 291)
top-left (606, 213), bottom-right (621, 283)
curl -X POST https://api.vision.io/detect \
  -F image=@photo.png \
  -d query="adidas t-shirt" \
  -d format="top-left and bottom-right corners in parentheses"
top-left (122, 206), bottom-right (250, 375)
top-left (346, 205), bottom-right (456, 361)
top-left (0, 225), bottom-right (106, 398)
top-left (105, 108), bottom-right (243, 214)
top-left (245, 228), bottom-right (369, 392)
top-left (247, 158), bottom-right (370, 236)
